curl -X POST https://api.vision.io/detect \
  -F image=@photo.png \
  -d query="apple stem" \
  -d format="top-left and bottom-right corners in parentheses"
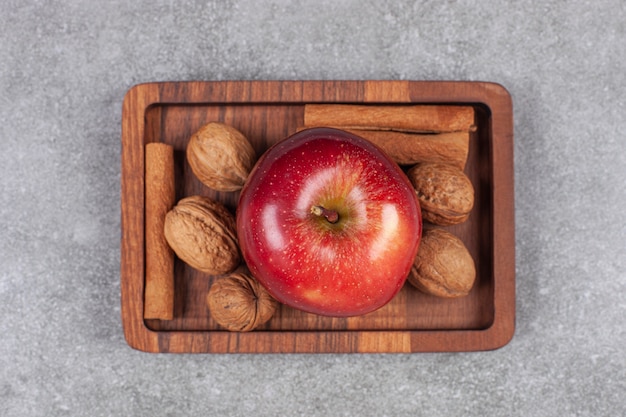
top-left (311, 205), bottom-right (339, 224)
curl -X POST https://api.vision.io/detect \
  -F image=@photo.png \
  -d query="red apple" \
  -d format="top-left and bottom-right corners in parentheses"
top-left (236, 127), bottom-right (422, 317)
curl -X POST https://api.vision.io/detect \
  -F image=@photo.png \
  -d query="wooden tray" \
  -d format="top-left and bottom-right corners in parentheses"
top-left (121, 80), bottom-right (515, 353)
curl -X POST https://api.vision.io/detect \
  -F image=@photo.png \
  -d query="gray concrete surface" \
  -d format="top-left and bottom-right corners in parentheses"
top-left (1, 0), bottom-right (625, 416)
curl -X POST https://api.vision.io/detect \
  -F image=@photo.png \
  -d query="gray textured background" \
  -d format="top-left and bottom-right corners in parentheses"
top-left (2, 0), bottom-right (625, 416)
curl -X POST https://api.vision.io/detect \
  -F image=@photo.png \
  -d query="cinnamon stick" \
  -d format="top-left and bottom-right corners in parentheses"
top-left (303, 104), bottom-right (476, 133)
top-left (144, 142), bottom-right (176, 320)
top-left (344, 129), bottom-right (469, 169)
top-left (297, 127), bottom-right (469, 169)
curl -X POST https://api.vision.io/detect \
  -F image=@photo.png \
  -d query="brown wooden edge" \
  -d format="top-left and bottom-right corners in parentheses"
top-left (121, 83), bottom-right (157, 353)
top-left (120, 80), bottom-right (515, 353)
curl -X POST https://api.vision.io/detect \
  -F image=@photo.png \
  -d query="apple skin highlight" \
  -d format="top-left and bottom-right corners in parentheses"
top-left (237, 128), bottom-right (422, 317)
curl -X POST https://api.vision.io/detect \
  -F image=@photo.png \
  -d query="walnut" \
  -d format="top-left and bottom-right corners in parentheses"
top-left (408, 228), bottom-right (476, 298)
top-left (186, 122), bottom-right (256, 192)
top-left (407, 163), bottom-right (474, 226)
top-left (207, 271), bottom-right (278, 331)
top-left (164, 195), bottom-right (240, 275)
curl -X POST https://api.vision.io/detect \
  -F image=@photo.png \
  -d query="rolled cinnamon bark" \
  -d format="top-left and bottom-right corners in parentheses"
top-left (144, 142), bottom-right (176, 320)
top-left (296, 127), bottom-right (469, 169)
top-left (341, 129), bottom-right (469, 169)
top-left (303, 104), bottom-right (476, 133)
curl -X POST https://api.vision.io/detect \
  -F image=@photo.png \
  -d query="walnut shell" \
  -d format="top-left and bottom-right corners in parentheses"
top-left (207, 272), bottom-right (278, 332)
top-left (407, 163), bottom-right (474, 226)
top-left (186, 122), bottom-right (256, 192)
top-left (408, 228), bottom-right (476, 298)
top-left (164, 195), bottom-right (240, 275)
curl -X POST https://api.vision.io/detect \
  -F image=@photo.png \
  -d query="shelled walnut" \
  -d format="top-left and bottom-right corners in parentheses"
top-left (408, 228), bottom-right (476, 298)
top-left (163, 195), bottom-right (240, 275)
top-left (407, 162), bottom-right (474, 226)
top-left (207, 271), bottom-right (278, 332)
top-left (186, 122), bottom-right (256, 192)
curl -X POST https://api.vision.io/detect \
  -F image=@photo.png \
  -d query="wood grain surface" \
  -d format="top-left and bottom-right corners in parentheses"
top-left (121, 80), bottom-right (515, 353)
